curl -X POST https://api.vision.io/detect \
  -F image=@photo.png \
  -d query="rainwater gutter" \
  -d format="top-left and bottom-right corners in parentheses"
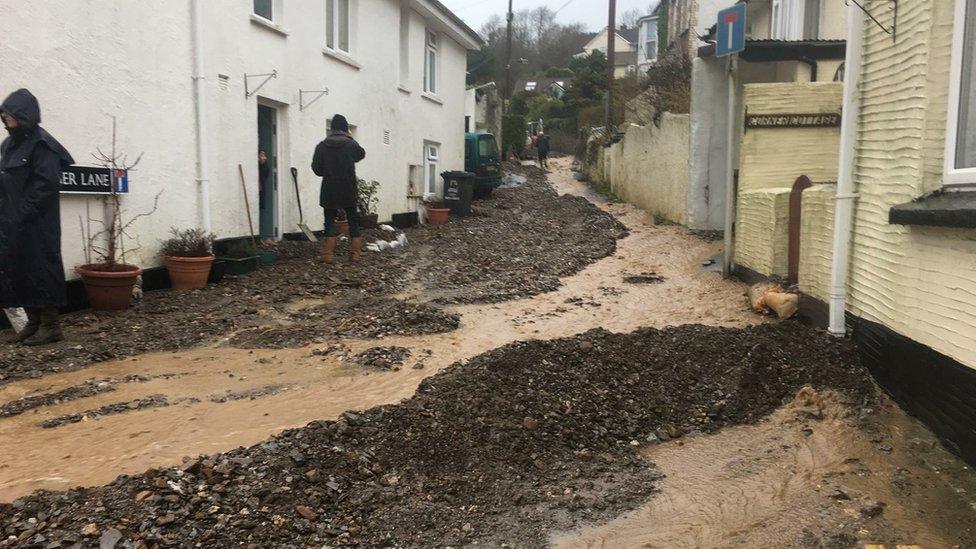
top-left (191, 0), bottom-right (212, 232)
top-left (827, 2), bottom-right (864, 336)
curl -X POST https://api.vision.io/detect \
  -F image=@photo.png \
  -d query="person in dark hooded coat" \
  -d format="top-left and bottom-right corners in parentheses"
top-left (0, 89), bottom-right (74, 346)
top-left (311, 114), bottom-right (366, 263)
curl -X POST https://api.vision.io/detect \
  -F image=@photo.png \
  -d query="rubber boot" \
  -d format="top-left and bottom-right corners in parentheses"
top-left (349, 237), bottom-right (362, 262)
top-left (3, 308), bottom-right (39, 344)
top-left (22, 308), bottom-right (63, 347)
top-left (322, 237), bottom-right (337, 264)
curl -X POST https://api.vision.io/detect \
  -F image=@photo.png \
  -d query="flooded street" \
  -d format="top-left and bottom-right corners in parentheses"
top-left (554, 390), bottom-right (976, 548)
top-left (0, 158), bottom-right (754, 501)
top-left (2, 159), bottom-right (975, 549)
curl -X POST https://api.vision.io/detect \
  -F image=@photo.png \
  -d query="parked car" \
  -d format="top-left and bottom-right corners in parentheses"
top-left (465, 132), bottom-right (501, 197)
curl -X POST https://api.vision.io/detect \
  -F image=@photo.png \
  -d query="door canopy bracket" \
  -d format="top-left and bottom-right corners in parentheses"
top-left (846, 0), bottom-right (898, 42)
top-left (245, 70), bottom-right (278, 98)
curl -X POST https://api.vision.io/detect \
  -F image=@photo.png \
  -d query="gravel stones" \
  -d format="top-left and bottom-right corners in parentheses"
top-left (0, 322), bottom-right (874, 548)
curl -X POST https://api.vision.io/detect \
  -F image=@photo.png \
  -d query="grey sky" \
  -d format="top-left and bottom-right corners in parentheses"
top-left (441, 0), bottom-right (659, 34)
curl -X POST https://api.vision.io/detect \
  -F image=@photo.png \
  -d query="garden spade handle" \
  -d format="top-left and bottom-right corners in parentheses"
top-left (238, 163), bottom-right (257, 247)
top-left (290, 167), bottom-right (304, 223)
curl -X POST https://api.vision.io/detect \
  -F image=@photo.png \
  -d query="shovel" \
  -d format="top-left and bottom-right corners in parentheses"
top-left (291, 167), bottom-right (317, 242)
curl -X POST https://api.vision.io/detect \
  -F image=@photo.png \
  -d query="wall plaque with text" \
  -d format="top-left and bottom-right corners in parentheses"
top-left (745, 113), bottom-right (842, 130)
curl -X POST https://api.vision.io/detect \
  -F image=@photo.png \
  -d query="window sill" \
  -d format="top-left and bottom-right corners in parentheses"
top-left (322, 48), bottom-right (361, 70)
top-left (889, 190), bottom-right (976, 228)
top-left (398, 85), bottom-right (413, 95)
top-left (421, 92), bottom-right (443, 105)
top-left (250, 15), bottom-right (289, 37)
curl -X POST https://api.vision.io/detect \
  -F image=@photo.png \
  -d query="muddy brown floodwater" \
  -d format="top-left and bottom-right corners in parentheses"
top-left (0, 157), bottom-right (755, 501)
top-left (554, 390), bottom-right (976, 548)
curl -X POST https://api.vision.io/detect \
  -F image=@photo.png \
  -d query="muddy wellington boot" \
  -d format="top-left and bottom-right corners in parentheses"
top-left (322, 237), bottom-right (337, 264)
top-left (22, 308), bottom-right (63, 347)
top-left (3, 308), bottom-right (39, 344)
top-left (349, 237), bottom-right (362, 262)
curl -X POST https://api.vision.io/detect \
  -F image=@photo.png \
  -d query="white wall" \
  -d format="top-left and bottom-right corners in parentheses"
top-left (0, 0), bottom-right (475, 278)
top-left (687, 56), bottom-right (733, 231)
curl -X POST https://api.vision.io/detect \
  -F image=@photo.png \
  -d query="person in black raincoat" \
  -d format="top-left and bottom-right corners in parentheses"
top-left (0, 89), bottom-right (74, 346)
top-left (311, 114), bottom-right (366, 263)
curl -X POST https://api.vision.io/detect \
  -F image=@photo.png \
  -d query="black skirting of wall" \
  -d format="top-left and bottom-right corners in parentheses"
top-left (851, 315), bottom-right (976, 465)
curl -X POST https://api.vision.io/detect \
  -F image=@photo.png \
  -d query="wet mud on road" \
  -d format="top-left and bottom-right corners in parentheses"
top-left (0, 158), bottom-right (754, 501)
top-left (1, 158), bottom-right (974, 548)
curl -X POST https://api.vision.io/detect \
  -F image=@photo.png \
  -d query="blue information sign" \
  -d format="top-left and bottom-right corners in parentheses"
top-left (716, 3), bottom-right (746, 57)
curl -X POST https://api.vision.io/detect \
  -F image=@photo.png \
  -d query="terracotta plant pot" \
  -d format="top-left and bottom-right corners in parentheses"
top-left (335, 219), bottom-right (350, 235)
top-left (427, 207), bottom-right (450, 226)
top-left (76, 264), bottom-right (142, 311)
top-left (165, 255), bottom-right (214, 290)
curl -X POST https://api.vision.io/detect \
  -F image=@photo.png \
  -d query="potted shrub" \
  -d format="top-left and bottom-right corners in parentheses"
top-left (424, 198), bottom-right (450, 226)
top-left (357, 178), bottom-right (380, 229)
top-left (218, 240), bottom-right (260, 276)
top-left (161, 228), bottom-right (215, 290)
top-left (257, 240), bottom-right (279, 266)
top-left (76, 117), bottom-right (159, 311)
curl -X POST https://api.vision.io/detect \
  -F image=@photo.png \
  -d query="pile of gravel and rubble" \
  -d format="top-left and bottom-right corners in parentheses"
top-left (1, 165), bottom-right (623, 382)
top-left (0, 322), bottom-right (873, 548)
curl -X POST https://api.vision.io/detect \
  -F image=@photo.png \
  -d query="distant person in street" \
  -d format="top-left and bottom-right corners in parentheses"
top-left (0, 89), bottom-right (74, 346)
top-left (536, 130), bottom-right (551, 170)
top-left (311, 114), bottom-right (365, 263)
top-left (258, 150), bottom-right (269, 209)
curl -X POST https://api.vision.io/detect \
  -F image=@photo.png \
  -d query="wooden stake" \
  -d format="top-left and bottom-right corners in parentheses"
top-left (238, 164), bottom-right (257, 247)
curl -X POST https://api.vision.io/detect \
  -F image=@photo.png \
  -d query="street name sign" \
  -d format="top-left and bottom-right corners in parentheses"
top-left (60, 165), bottom-right (129, 195)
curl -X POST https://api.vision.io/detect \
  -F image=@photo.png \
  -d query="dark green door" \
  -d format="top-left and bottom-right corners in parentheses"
top-left (257, 104), bottom-right (277, 238)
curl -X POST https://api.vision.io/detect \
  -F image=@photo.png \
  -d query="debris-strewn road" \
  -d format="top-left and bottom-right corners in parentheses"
top-left (1, 158), bottom-right (974, 548)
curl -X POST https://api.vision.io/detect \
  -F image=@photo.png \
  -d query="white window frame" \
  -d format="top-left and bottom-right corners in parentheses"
top-left (944, 0), bottom-right (976, 186)
top-left (771, 0), bottom-right (802, 40)
top-left (643, 18), bottom-right (658, 64)
top-left (326, 0), bottom-right (351, 54)
top-left (424, 142), bottom-right (440, 196)
top-left (424, 30), bottom-right (439, 95)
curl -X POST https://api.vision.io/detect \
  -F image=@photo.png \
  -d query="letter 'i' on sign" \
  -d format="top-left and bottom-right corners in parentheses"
top-left (716, 3), bottom-right (746, 57)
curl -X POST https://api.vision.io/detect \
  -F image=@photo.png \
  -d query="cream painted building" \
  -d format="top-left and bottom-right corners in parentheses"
top-left (0, 0), bottom-right (481, 279)
top-left (579, 26), bottom-right (640, 78)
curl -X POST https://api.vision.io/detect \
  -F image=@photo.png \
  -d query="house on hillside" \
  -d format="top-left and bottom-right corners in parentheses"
top-left (512, 77), bottom-right (570, 99)
top-left (0, 0), bottom-right (482, 300)
top-left (578, 25), bottom-right (640, 78)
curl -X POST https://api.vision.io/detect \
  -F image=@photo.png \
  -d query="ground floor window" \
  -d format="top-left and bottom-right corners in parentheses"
top-left (947, 0), bottom-right (976, 184)
top-left (424, 142), bottom-right (440, 196)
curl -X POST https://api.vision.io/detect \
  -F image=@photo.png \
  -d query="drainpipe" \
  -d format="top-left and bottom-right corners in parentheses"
top-left (191, 0), bottom-right (212, 232)
top-left (827, 3), bottom-right (864, 336)
top-left (798, 56), bottom-right (818, 82)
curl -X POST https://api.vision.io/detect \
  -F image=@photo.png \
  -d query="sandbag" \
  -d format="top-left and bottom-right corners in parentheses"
top-left (747, 283), bottom-right (798, 320)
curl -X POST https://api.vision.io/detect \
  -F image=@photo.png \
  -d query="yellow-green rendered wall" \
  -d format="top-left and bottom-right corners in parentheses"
top-left (735, 82), bottom-right (843, 276)
top-left (848, 0), bottom-right (976, 369)
top-left (799, 184), bottom-right (836, 302)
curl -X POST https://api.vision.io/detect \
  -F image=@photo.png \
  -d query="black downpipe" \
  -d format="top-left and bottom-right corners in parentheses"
top-left (799, 57), bottom-right (818, 82)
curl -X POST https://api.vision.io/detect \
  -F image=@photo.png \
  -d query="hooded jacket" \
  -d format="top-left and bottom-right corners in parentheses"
top-left (0, 89), bottom-right (74, 309)
top-left (311, 131), bottom-right (365, 210)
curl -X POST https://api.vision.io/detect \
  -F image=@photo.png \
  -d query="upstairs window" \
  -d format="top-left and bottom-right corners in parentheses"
top-left (424, 30), bottom-right (438, 94)
top-left (327, 0), bottom-right (351, 53)
top-left (254, 0), bottom-right (274, 21)
top-left (643, 19), bottom-right (658, 62)
top-left (525, 81), bottom-right (537, 92)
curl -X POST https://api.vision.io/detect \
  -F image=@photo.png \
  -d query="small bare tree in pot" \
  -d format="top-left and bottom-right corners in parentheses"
top-left (161, 228), bottom-right (216, 290)
top-left (76, 117), bottom-right (161, 310)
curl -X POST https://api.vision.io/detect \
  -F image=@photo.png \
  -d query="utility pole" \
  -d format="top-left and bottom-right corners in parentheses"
top-left (605, 0), bottom-right (616, 128)
top-left (504, 0), bottom-right (514, 114)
